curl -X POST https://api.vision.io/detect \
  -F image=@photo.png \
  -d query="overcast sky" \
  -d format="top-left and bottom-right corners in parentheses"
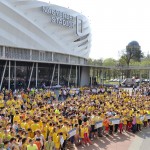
top-left (41, 0), bottom-right (150, 60)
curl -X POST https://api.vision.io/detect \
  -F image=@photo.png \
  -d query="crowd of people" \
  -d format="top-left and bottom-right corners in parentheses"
top-left (0, 84), bottom-right (150, 150)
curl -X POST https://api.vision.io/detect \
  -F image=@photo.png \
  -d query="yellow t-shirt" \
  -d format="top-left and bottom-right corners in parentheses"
top-left (0, 100), bottom-right (4, 108)
top-left (13, 115), bottom-right (20, 124)
top-left (21, 122), bottom-right (26, 129)
top-left (123, 117), bottom-right (127, 125)
top-left (84, 127), bottom-right (89, 134)
top-left (0, 132), bottom-right (4, 139)
top-left (52, 133), bottom-right (60, 149)
top-left (80, 127), bottom-right (84, 138)
top-left (31, 123), bottom-right (40, 132)
top-left (61, 126), bottom-right (68, 140)
top-left (6, 100), bottom-right (13, 106)
top-left (41, 125), bottom-right (48, 139)
top-left (49, 126), bottom-right (54, 137)
top-left (28, 131), bottom-right (34, 138)
top-left (136, 114), bottom-right (140, 124)
top-left (3, 134), bottom-right (12, 141)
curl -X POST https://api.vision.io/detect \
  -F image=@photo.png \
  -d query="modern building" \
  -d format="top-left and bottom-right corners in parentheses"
top-left (0, 0), bottom-right (92, 90)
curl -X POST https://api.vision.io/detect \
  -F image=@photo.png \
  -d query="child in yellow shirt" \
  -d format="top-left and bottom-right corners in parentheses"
top-left (52, 127), bottom-right (60, 150)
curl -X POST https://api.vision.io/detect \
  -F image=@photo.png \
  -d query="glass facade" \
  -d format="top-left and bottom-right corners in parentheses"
top-left (0, 60), bottom-right (81, 90)
top-left (0, 45), bottom-right (90, 90)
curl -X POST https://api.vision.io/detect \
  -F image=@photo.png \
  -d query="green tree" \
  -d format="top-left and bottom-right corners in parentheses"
top-left (121, 41), bottom-right (143, 67)
top-left (120, 41), bottom-right (143, 77)
top-left (103, 58), bottom-right (117, 66)
top-left (87, 58), bottom-right (103, 65)
top-left (103, 58), bottom-right (117, 79)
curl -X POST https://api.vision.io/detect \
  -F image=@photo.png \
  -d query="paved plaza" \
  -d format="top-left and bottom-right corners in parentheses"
top-left (73, 128), bottom-right (150, 150)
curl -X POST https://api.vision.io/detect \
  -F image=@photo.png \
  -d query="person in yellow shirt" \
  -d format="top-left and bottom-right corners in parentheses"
top-left (22, 137), bottom-right (28, 150)
top-left (0, 130), bottom-right (4, 141)
top-left (96, 113), bottom-right (103, 137)
top-left (15, 100), bottom-right (21, 109)
top-left (62, 123), bottom-right (68, 148)
top-left (123, 116), bottom-right (127, 131)
top-left (0, 99), bottom-right (5, 109)
top-left (3, 130), bottom-right (12, 141)
top-left (55, 109), bottom-right (60, 115)
top-left (48, 123), bottom-right (54, 137)
top-left (147, 109), bottom-right (150, 127)
top-left (52, 127), bottom-right (60, 150)
top-left (31, 120), bottom-right (40, 133)
top-left (41, 122), bottom-right (48, 140)
top-left (26, 117), bottom-right (34, 127)
top-left (38, 120), bottom-right (43, 129)
top-left (6, 98), bottom-right (13, 107)
top-left (83, 124), bottom-right (92, 145)
top-left (13, 112), bottom-right (21, 124)
top-left (58, 124), bottom-right (67, 150)
top-left (136, 111), bottom-right (141, 131)
top-left (143, 112), bottom-right (148, 127)
top-left (27, 128), bottom-right (35, 139)
top-left (90, 113), bottom-right (96, 140)
top-left (0, 93), bottom-right (4, 99)
top-left (80, 125), bottom-right (85, 145)
top-left (21, 119), bottom-right (27, 130)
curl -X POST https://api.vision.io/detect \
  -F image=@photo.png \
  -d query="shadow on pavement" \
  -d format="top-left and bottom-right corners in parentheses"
top-left (75, 131), bottom-right (136, 150)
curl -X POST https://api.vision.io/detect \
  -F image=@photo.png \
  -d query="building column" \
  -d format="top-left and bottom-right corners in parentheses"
top-left (58, 64), bottom-right (60, 85)
top-left (14, 61), bottom-right (16, 89)
top-left (36, 62), bottom-right (38, 88)
top-left (78, 66), bottom-right (80, 86)
top-left (90, 68), bottom-right (93, 87)
top-left (90, 68), bottom-right (93, 86)
top-left (98, 69), bottom-right (101, 84)
top-left (50, 64), bottom-right (56, 86)
top-left (68, 65), bottom-right (72, 87)
top-left (8, 61), bottom-right (11, 90)
top-left (100, 69), bottom-right (104, 86)
top-left (96, 68), bottom-right (98, 84)
top-left (75, 66), bottom-right (78, 87)
top-left (28, 63), bottom-right (34, 89)
top-left (0, 61), bottom-right (7, 91)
